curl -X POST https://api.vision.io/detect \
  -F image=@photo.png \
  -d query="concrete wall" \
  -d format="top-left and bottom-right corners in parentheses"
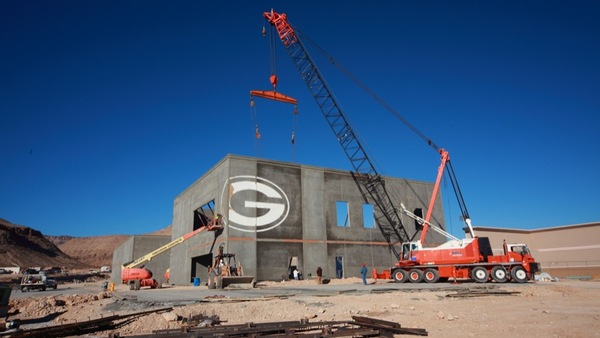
top-left (110, 235), bottom-right (171, 285)
top-left (474, 222), bottom-right (600, 278)
top-left (168, 154), bottom-right (444, 284)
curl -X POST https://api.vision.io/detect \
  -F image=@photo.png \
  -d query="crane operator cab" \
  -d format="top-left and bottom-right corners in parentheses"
top-left (503, 240), bottom-right (533, 261)
top-left (401, 242), bottom-right (421, 261)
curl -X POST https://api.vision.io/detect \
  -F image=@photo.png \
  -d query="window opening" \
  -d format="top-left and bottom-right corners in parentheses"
top-left (413, 208), bottom-right (423, 231)
top-left (193, 200), bottom-right (216, 230)
top-left (362, 204), bottom-right (374, 228)
top-left (336, 201), bottom-right (350, 227)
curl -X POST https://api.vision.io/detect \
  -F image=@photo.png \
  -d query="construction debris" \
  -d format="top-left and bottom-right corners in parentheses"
top-left (106, 315), bottom-right (427, 337)
top-left (446, 289), bottom-right (521, 298)
top-left (535, 272), bottom-right (559, 282)
top-left (3, 307), bottom-right (172, 338)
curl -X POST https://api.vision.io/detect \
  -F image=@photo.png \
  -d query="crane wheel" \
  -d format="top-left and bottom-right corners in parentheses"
top-left (408, 269), bottom-right (424, 283)
top-left (510, 266), bottom-right (528, 283)
top-left (392, 269), bottom-right (408, 283)
top-left (471, 266), bottom-right (489, 283)
top-left (423, 268), bottom-right (440, 283)
top-left (491, 266), bottom-right (508, 283)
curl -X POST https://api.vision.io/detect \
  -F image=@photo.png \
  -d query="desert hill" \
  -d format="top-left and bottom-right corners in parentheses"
top-left (0, 218), bottom-right (87, 268)
top-left (47, 234), bottom-right (131, 268)
top-left (49, 226), bottom-right (172, 268)
top-left (1, 218), bottom-right (172, 269)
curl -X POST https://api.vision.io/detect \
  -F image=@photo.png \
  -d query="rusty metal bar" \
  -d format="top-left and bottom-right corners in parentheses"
top-left (8, 307), bottom-right (172, 338)
top-left (351, 316), bottom-right (428, 336)
top-left (143, 317), bottom-right (426, 337)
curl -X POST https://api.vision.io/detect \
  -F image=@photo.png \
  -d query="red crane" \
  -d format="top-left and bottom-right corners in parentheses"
top-left (263, 9), bottom-right (540, 284)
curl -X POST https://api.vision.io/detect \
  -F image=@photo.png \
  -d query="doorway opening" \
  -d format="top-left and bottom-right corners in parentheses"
top-left (335, 256), bottom-right (344, 279)
top-left (190, 253), bottom-right (213, 284)
top-left (288, 256), bottom-right (300, 280)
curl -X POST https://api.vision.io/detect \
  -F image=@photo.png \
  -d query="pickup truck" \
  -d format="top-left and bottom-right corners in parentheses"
top-left (20, 274), bottom-right (57, 292)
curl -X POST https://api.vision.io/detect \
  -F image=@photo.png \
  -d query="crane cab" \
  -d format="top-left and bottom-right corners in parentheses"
top-left (400, 241), bottom-right (422, 262)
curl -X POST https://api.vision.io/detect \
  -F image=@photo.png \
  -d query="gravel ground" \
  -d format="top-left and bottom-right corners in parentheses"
top-left (5, 277), bottom-right (600, 337)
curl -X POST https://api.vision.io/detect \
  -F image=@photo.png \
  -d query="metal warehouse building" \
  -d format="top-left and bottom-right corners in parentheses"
top-left (163, 154), bottom-right (446, 285)
top-left (473, 223), bottom-right (600, 279)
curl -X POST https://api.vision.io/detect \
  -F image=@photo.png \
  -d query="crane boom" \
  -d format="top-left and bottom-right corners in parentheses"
top-left (263, 10), bottom-right (410, 258)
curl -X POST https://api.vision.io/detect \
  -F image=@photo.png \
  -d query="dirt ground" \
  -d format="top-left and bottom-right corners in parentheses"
top-left (6, 277), bottom-right (600, 337)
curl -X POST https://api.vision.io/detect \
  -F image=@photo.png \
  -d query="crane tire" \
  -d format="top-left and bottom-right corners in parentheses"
top-left (392, 269), bottom-right (408, 283)
top-left (423, 268), bottom-right (440, 283)
top-left (471, 266), bottom-right (489, 283)
top-left (510, 266), bottom-right (528, 283)
top-left (491, 266), bottom-right (508, 283)
top-left (408, 269), bottom-right (424, 283)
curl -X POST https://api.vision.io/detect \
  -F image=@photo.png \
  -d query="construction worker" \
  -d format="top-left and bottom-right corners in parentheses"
top-left (316, 266), bottom-right (323, 284)
top-left (360, 263), bottom-right (368, 285)
top-left (208, 266), bottom-right (217, 289)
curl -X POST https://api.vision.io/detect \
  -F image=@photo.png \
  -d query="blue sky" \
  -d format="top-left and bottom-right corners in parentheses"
top-left (1, 1), bottom-right (599, 237)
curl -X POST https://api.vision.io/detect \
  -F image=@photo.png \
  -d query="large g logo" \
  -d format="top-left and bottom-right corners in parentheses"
top-left (222, 175), bottom-right (290, 233)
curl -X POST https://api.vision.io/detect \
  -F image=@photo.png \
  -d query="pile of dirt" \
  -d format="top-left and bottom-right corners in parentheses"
top-left (9, 292), bottom-right (113, 320)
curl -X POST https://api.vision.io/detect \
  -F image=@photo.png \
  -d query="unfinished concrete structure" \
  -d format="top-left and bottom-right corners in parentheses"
top-left (111, 154), bottom-right (600, 285)
top-left (111, 235), bottom-right (170, 285)
top-left (167, 154), bottom-right (446, 285)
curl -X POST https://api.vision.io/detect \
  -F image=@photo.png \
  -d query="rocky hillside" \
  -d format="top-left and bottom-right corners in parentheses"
top-left (0, 218), bottom-right (87, 269)
top-left (47, 234), bottom-right (131, 268)
top-left (49, 226), bottom-right (172, 268)
top-left (0, 218), bottom-right (173, 270)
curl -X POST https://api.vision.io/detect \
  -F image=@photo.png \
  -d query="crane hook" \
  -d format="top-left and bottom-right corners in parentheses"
top-left (255, 126), bottom-right (261, 139)
top-left (269, 74), bottom-right (278, 90)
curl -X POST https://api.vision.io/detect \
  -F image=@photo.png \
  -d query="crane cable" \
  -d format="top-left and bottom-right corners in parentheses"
top-left (268, 22), bottom-right (277, 88)
top-left (294, 27), bottom-right (471, 224)
top-left (250, 98), bottom-right (262, 156)
top-left (295, 28), bottom-right (441, 153)
top-left (270, 22), bottom-right (299, 149)
top-left (258, 20), bottom-right (299, 160)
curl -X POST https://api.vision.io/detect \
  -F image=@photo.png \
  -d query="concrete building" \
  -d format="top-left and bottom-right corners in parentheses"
top-left (111, 235), bottom-right (170, 285)
top-left (112, 154), bottom-right (600, 285)
top-left (166, 154), bottom-right (446, 285)
top-left (473, 222), bottom-right (600, 279)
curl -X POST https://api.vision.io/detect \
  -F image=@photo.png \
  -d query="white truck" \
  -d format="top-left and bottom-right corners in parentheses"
top-left (20, 273), bottom-right (57, 292)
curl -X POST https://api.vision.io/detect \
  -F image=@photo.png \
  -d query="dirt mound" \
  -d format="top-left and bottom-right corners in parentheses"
top-left (0, 218), bottom-right (87, 269)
